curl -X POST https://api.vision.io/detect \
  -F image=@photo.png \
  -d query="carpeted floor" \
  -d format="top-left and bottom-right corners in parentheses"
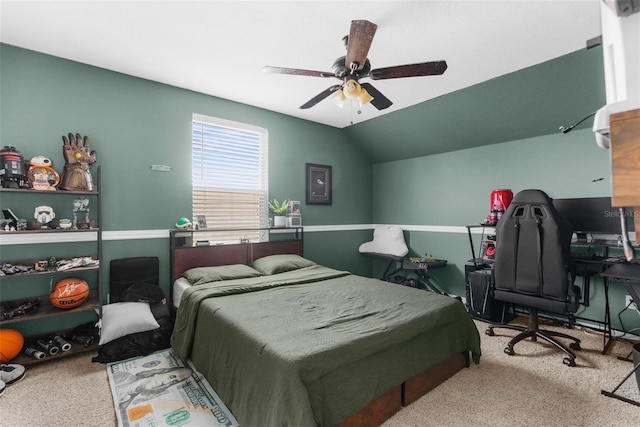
top-left (1, 317), bottom-right (639, 426)
top-left (382, 318), bottom-right (640, 427)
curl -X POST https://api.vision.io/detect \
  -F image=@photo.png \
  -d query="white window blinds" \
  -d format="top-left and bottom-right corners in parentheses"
top-left (192, 114), bottom-right (268, 242)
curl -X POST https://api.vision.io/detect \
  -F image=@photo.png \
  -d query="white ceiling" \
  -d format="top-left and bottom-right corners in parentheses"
top-left (0, 1), bottom-right (602, 129)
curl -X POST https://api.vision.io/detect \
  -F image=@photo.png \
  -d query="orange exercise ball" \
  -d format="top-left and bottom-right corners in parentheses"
top-left (0, 329), bottom-right (24, 362)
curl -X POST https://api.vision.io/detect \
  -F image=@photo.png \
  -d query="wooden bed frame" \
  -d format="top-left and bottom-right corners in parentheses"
top-left (171, 239), bottom-right (305, 282)
top-left (171, 238), bottom-right (469, 426)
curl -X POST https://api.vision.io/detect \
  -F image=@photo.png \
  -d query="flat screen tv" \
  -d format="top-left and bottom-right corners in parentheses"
top-left (552, 197), bottom-right (635, 239)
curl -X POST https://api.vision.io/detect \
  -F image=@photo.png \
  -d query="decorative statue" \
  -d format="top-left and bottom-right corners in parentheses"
top-left (72, 198), bottom-right (90, 229)
top-left (59, 133), bottom-right (97, 191)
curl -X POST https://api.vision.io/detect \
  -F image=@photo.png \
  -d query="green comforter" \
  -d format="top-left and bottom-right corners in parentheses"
top-left (172, 265), bottom-right (481, 427)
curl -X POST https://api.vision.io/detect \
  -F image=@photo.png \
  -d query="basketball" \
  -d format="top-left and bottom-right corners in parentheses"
top-left (0, 329), bottom-right (24, 362)
top-left (49, 278), bottom-right (89, 309)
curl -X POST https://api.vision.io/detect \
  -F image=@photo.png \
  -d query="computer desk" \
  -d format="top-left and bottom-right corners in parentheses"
top-left (601, 262), bottom-right (640, 325)
top-left (600, 263), bottom-right (640, 407)
top-left (572, 239), bottom-right (639, 354)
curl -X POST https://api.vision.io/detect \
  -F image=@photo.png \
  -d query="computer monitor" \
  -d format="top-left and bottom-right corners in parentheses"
top-left (552, 197), bottom-right (635, 240)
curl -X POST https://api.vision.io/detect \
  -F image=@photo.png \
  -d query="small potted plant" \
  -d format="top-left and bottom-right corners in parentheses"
top-left (269, 199), bottom-right (289, 228)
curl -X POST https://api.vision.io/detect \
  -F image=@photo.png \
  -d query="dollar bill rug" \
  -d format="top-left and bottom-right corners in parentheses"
top-left (107, 348), bottom-right (239, 427)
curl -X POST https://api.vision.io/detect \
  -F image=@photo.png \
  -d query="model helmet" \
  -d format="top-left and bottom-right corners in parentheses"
top-left (176, 218), bottom-right (192, 230)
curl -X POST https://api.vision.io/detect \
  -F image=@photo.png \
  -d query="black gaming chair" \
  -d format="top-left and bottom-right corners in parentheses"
top-left (485, 190), bottom-right (582, 366)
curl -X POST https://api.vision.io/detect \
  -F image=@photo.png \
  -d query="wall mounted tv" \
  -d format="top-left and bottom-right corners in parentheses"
top-left (552, 196), bottom-right (635, 239)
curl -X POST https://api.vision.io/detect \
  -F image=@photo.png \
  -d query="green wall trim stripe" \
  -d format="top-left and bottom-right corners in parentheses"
top-left (304, 224), bottom-right (470, 234)
top-left (0, 231), bottom-right (100, 245)
top-left (101, 225), bottom-right (630, 242)
top-left (15, 224), bottom-right (617, 246)
top-left (0, 230), bottom-right (166, 245)
top-left (396, 224), bottom-right (468, 234)
top-left (103, 230), bottom-right (169, 240)
top-left (0, 225), bottom-right (475, 245)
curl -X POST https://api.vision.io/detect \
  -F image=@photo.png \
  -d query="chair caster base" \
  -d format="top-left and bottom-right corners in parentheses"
top-left (569, 342), bottom-right (581, 351)
top-left (504, 346), bottom-right (515, 356)
top-left (485, 328), bottom-right (495, 336)
top-left (563, 357), bottom-right (576, 367)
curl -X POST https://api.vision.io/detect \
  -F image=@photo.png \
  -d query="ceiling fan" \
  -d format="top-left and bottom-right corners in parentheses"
top-left (262, 19), bottom-right (447, 110)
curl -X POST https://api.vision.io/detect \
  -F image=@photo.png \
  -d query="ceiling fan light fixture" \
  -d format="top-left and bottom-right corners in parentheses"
top-left (264, 20), bottom-right (446, 111)
top-left (343, 79), bottom-right (361, 99)
top-left (358, 88), bottom-right (373, 107)
top-left (330, 89), bottom-right (346, 108)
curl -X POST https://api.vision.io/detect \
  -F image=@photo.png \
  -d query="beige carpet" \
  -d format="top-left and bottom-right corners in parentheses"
top-left (383, 318), bottom-right (640, 427)
top-left (1, 318), bottom-right (639, 427)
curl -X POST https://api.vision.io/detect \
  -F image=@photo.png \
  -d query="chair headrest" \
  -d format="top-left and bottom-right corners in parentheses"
top-left (511, 189), bottom-right (553, 206)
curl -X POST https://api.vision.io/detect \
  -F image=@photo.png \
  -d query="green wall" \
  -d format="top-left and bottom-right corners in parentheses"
top-left (0, 43), bottom-right (373, 230)
top-left (2, 42), bottom-right (638, 337)
top-left (370, 131), bottom-right (640, 334)
top-left (344, 46), bottom-right (605, 161)
top-left (0, 44), bottom-right (373, 335)
top-left (373, 129), bottom-right (611, 226)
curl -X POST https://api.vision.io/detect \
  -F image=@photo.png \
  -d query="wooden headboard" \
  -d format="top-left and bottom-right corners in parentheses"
top-left (171, 240), bottom-right (304, 281)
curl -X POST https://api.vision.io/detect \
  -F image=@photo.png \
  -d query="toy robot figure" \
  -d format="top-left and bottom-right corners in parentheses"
top-left (59, 133), bottom-right (97, 191)
top-left (27, 156), bottom-right (60, 190)
top-left (72, 198), bottom-right (90, 229)
top-left (0, 146), bottom-right (28, 188)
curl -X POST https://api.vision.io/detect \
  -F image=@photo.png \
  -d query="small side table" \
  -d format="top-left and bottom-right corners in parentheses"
top-left (400, 259), bottom-right (448, 294)
top-left (362, 252), bottom-right (448, 294)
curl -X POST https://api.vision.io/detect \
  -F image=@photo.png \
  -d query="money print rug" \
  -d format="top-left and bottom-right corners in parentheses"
top-left (107, 348), bottom-right (239, 427)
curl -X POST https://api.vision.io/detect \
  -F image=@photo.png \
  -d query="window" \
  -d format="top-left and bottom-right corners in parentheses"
top-left (192, 114), bottom-right (268, 242)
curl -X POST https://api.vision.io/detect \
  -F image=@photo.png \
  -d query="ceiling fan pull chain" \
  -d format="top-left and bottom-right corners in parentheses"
top-left (351, 100), bottom-right (354, 125)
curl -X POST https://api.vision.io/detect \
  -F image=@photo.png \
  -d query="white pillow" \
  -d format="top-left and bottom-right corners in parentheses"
top-left (358, 225), bottom-right (409, 257)
top-left (96, 302), bottom-right (160, 345)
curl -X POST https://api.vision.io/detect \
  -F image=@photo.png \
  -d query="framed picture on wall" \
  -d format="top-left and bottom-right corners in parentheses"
top-left (305, 163), bottom-right (332, 205)
top-left (196, 215), bottom-right (207, 230)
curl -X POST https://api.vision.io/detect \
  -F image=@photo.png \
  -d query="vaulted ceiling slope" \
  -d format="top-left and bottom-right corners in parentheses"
top-left (344, 45), bottom-right (606, 162)
top-left (0, 1), bottom-right (602, 130)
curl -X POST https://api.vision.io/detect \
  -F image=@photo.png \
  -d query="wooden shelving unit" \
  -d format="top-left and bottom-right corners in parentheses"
top-left (0, 166), bottom-right (102, 365)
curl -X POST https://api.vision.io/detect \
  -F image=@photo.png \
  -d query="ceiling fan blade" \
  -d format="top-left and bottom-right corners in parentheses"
top-left (262, 66), bottom-right (335, 78)
top-left (360, 83), bottom-right (392, 110)
top-left (369, 61), bottom-right (448, 80)
top-left (345, 20), bottom-right (377, 71)
top-left (300, 85), bottom-right (342, 109)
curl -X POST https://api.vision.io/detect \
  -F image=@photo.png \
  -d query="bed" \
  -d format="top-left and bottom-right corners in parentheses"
top-left (170, 238), bottom-right (481, 427)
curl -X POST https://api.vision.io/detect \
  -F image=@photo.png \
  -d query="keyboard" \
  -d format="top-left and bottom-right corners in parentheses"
top-left (572, 252), bottom-right (597, 260)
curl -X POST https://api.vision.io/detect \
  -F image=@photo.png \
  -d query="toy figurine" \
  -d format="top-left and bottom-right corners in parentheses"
top-left (0, 146), bottom-right (28, 189)
top-left (33, 205), bottom-right (56, 228)
top-left (27, 156), bottom-right (60, 191)
top-left (72, 198), bottom-right (90, 229)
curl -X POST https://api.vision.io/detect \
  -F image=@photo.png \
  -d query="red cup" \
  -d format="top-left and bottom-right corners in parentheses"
top-left (490, 189), bottom-right (513, 212)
